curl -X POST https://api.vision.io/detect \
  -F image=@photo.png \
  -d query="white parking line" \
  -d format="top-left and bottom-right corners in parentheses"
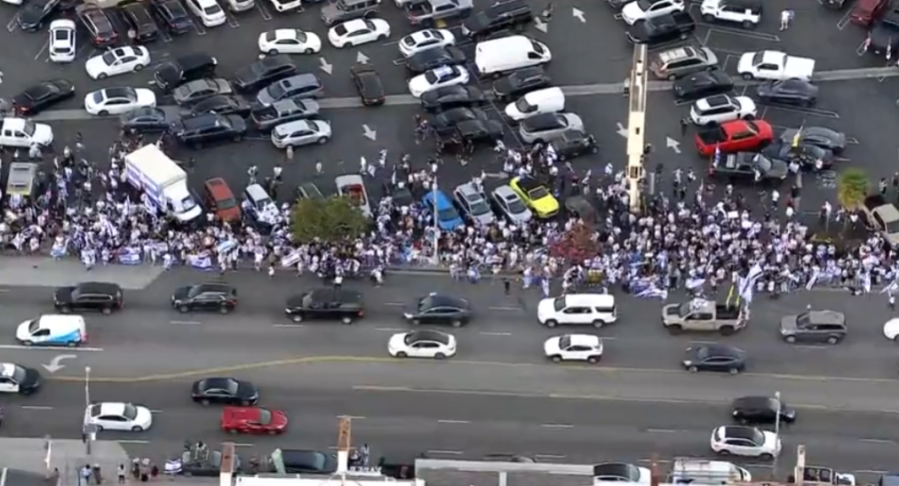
top-left (375, 328), bottom-right (406, 332)
top-left (488, 306), bottom-right (522, 311)
top-left (534, 454), bottom-right (566, 459)
top-left (479, 332), bottom-right (512, 336)
top-left (0, 344), bottom-right (104, 352)
top-left (272, 324), bottom-right (304, 328)
top-left (859, 438), bottom-right (895, 444)
top-left (20, 405), bottom-right (54, 410)
top-left (233, 443), bottom-right (255, 447)
top-left (383, 302), bottom-right (405, 306)
top-left (150, 410), bottom-right (163, 414)
top-left (116, 440), bottom-right (149, 444)
top-left (646, 428), bottom-right (678, 433)
top-left (427, 450), bottom-right (463, 455)
top-left (170, 320), bottom-right (201, 325)
top-left (437, 419), bottom-right (470, 424)
top-left (540, 423), bottom-right (574, 429)
top-left (6, 13), bottom-right (19, 32)
top-left (338, 415), bottom-right (366, 419)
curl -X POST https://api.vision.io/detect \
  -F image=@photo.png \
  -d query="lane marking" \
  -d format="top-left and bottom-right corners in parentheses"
top-left (234, 443), bottom-right (254, 447)
top-left (383, 303), bottom-right (405, 307)
top-left (479, 332), bottom-right (512, 336)
top-left (488, 306), bottom-right (523, 312)
top-left (338, 415), bottom-right (366, 420)
top-left (0, 344), bottom-right (104, 352)
top-left (0, 289), bottom-right (10, 293)
top-left (272, 324), bottom-right (304, 328)
top-left (540, 423), bottom-right (574, 429)
top-left (20, 405), bottom-right (54, 410)
top-left (437, 419), bottom-right (470, 424)
top-left (375, 328), bottom-right (406, 332)
top-left (353, 385), bottom-right (412, 391)
top-left (149, 410), bottom-right (163, 413)
top-left (116, 440), bottom-right (149, 444)
top-left (170, 321), bottom-right (201, 325)
top-left (427, 450), bottom-right (463, 455)
top-left (859, 438), bottom-right (895, 444)
top-left (534, 454), bottom-right (566, 459)
top-left (646, 428), bottom-right (678, 433)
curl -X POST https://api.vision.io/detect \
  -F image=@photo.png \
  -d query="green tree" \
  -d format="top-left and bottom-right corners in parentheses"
top-left (836, 168), bottom-right (870, 210)
top-left (291, 196), bottom-right (369, 243)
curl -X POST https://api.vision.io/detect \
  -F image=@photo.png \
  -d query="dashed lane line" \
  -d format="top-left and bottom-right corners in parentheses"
top-left (0, 344), bottom-right (104, 352)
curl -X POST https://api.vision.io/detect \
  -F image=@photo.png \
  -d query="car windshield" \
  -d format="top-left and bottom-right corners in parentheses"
top-left (267, 84), bottom-right (286, 100)
top-left (636, 0), bottom-right (652, 9)
top-left (514, 98), bottom-right (535, 113)
top-left (755, 155), bottom-right (772, 172)
top-left (92, 91), bottom-right (105, 103)
top-left (295, 31), bottom-right (307, 42)
top-left (795, 312), bottom-right (811, 326)
top-left (553, 296), bottom-right (566, 311)
top-left (404, 333), bottom-right (419, 345)
top-left (203, 4), bottom-right (221, 14)
top-left (469, 198), bottom-right (490, 215)
top-left (745, 428), bottom-right (764, 444)
top-left (27, 318), bottom-right (40, 333)
top-left (886, 219), bottom-right (899, 234)
top-left (558, 335), bottom-right (571, 349)
top-left (527, 187), bottom-right (548, 200)
top-left (122, 403), bottom-right (138, 420)
top-left (101, 51), bottom-right (118, 65)
top-left (258, 409), bottom-right (272, 425)
top-left (751, 51), bottom-right (765, 65)
top-left (21, 121), bottom-right (35, 137)
top-left (12, 365), bottom-right (26, 383)
top-left (507, 197), bottom-right (527, 213)
top-left (219, 197), bottom-right (237, 209)
top-left (695, 346), bottom-right (710, 360)
top-left (438, 205), bottom-right (460, 221)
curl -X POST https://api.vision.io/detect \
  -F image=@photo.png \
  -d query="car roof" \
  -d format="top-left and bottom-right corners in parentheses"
top-left (200, 376), bottom-right (237, 388)
top-left (205, 177), bottom-right (234, 200)
top-left (280, 73), bottom-right (320, 88)
top-left (176, 53), bottom-right (217, 70)
top-left (593, 463), bottom-right (641, 481)
top-left (307, 288), bottom-right (363, 303)
top-left (223, 406), bottom-right (260, 421)
top-left (420, 293), bottom-right (468, 308)
top-left (409, 329), bottom-right (451, 344)
top-left (194, 282), bottom-right (235, 293)
top-left (733, 395), bottom-right (774, 409)
top-left (75, 281), bottom-right (122, 293)
top-left (564, 334), bottom-right (601, 346)
top-left (801, 310), bottom-right (846, 325)
top-left (493, 185), bottom-right (518, 199)
top-left (274, 119), bottom-right (315, 134)
top-left (561, 293), bottom-right (614, 306)
top-left (455, 182), bottom-right (483, 200)
top-left (97, 402), bottom-right (127, 414)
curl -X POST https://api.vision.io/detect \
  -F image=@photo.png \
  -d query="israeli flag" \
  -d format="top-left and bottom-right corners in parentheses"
top-left (217, 239), bottom-right (238, 255)
top-left (738, 263), bottom-right (763, 304)
top-left (188, 254), bottom-right (213, 270)
top-left (686, 277), bottom-right (706, 290)
top-left (280, 250), bottom-right (302, 268)
top-left (119, 248), bottom-right (141, 265)
top-left (50, 241), bottom-right (67, 258)
top-left (635, 284), bottom-right (668, 300)
top-left (805, 268), bottom-right (821, 291)
top-left (713, 146), bottom-right (723, 167)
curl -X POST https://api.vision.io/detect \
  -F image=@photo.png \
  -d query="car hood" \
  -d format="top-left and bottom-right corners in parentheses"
top-left (388, 333), bottom-right (407, 350)
top-left (32, 123), bottom-right (54, 145)
top-left (286, 294), bottom-right (306, 308)
top-left (85, 56), bottom-right (106, 74)
top-left (492, 77), bottom-right (516, 95)
top-left (236, 381), bottom-right (259, 399)
top-left (22, 367), bottom-right (42, 389)
top-left (536, 298), bottom-right (554, 318)
top-left (233, 67), bottom-right (261, 86)
top-left (780, 315), bottom-right (798, 332)
top-left (320, 2), bottom-right (340, 19)
top-left (542, 337), bottom-right (562, 354)
top-left (766, 159), bottom-right (789, 179)
top-left (256, 89), bottom-right (277, 106)
top-left (269, 409), bottom-right (289, 428)
top-left (18, 5), bottom-right (45, 25)
top-left (621, 1), bottom-right (641, 17)
top-left (172, 286), bottom-right (192, 301)
top-left (134, 406), bottom-right (154, 427)
top-left (54, 286), bottom-right (75, 303)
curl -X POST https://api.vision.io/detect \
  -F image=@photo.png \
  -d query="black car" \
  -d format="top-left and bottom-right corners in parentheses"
top-left (763, 141), bottom-right (834, 169)
top-left (77, 4), bottom-right (119, 47)
top-left (150, 0), bottom-right (193, 35)
top-left (682, 344), bottom-right (745, 374)
top-left (492, 67), bottom-right (551, 102)
top-left (231, 55), bottom-right (298, 93)
top-left (421, 86), bottom-right (487, 112)
top-left (405, 46), bottom-right (467, 74)
top-left (382, 182), bottom-right (414, 207)
top-left (626, 11), bottom-right (696, 45)
top-left (404, 293), bottom-right (472, 327)
top-left (454, 119), bottom-right (504, 144)
top-left (778, 126), bottom-right (846, 154)
top-left (54, 282), bottom-right (124, 315)
top-left (171, 113), bottom-right (247, 147)
top-left (757, 78), bottom-right (818, 106)
top-left (710, 151), bottom-right (789, 182)
top-left (0, 364), bottom-right (43, 395)
top-left (13, 79), bottom-right (75, 116)
top-left (120, 107), bottom-right (174, 133)
top-left (673, 69), bottom-right (734, 101)
top-left (191, 377), bottom-right (258, 406)
top-left (181, 451), bottom-right (241, 477)
top-left (171, 283), bottom-right (238, 314)
top-left (461, 0), bottom-right (533, 39)
top-left (121, 3), bottom-right (159, 43)
top-left (284, 289), bottom-right (365, 324)
top-left (17, 0), bottom-right (62, 31)
top-left (549, 130), bottom-right (598, 161)
top-left (351, 64), bottom-right (385, 106)
top-left (188, 95), bottom-right (252, 117)
top-left (867, 8), bottom-right (899, 56)
top-left (432, 107), bottom-right (492, 134)
top-left (296, 182), bottom-right (324, 200)
top-left (154, 53), bottom-right (218, 92)
top-left (731, 396), bottom-right (796, 425)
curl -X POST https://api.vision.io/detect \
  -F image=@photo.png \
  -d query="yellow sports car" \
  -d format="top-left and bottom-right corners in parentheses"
top-left (510, 176), bottom-right (559, 218)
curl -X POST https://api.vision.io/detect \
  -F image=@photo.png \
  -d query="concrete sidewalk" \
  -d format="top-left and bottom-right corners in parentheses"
top-left (0, 258), bottom-right (165, 290)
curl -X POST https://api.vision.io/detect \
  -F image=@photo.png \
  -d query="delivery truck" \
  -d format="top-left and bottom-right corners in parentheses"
top-left (124, 144), bottom-right (202, 222)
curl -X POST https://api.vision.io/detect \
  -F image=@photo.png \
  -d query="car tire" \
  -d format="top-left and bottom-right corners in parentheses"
top-left (131, 426), bottom-right (144, 432)
top-left (135, 64), bottom-right (145, 71)
top-left (702, 14), bottom-right (715, 22)
top-left (587, 356), bottom-right (600, 364)
top-left (742, 20), bottom-right (754, 29)
top-left (592, 320), bottom-right (604, 329)
top-left (269, 49), bottom-right (280, 55)
top-left (741, 73), bottom-right (754, 80)
top-left (396, 351), bottom-right (407, 358)
top-left (378, 34), bottom-right (387, 40)
top-left (729, 367), bottom-right (740, 375)
top-left (412, 319), bottom-right (421, 325)
top-left (23, 340), bottom-right (32, 346)
top-left (219, 306), bottom-right (230, 314)
top-left (716, 449), bottom-right (731, 456)
top-left (435, 352), bottom-right (446, 359)
top-left (667, 74), bottom-right (677, 81)
top-left (551, 355), bottom-right (562, 363)
top-left (544, 319), bottom-right (558, 328)
top-left (342, 317), bottom-right (353, 325)
top-left (201, 399), bottom-right (210, 406)
top-left (317, 137), bottom-right (329, 144)
top-left (98, 110), bottom-right (109, 116)
top-left (228, 429), bottom-right (238, 434)
top-left (241, 400), bottom-right (250, 406)
top-left (760, 453), bottom-right (774, 460)
top-left (452, 320), bottom-right (463, 328)
top-left (179, 305), bottom-right (190, 313)
top-left (292, 315), bottom-right (303, 323)
top-left (688, 365), bottom-right (698, 373)
top-left (102, 307), bottom-right (112, 315)
top-left (95, 425), bottom-right (104, 432)
top-left (742, 114), bottom-right (754, 120)
top-left (785, 335), bottom-right (796, 343)
top-left (827, 336), bottom-right (839, 345)
top-left (305, 48), bottom-right (315, 54)
top-left (98, 73), bottom-right (108, 80)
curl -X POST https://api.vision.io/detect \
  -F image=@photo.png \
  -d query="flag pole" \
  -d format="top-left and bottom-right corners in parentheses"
top-left (432, 176), bottom-right (439, 265)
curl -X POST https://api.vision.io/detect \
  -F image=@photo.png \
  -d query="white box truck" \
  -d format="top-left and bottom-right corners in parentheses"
top-left (124, 145), bottom-right (202, 222)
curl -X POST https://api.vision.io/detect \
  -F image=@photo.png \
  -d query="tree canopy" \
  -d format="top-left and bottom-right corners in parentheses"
top-left (837, 168), bottom-right (869, 210)
top-left (291, 196), bottom-right (369, 243)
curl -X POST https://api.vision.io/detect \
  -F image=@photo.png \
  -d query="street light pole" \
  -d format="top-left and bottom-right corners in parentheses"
top-left (773, 390), bottom-right (782, 478)
top-left (84, 367), bottom-right (91, 407)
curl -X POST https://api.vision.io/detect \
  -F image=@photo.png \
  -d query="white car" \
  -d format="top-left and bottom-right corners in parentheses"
top-left (268, 0), bottom-right (301, 12)
top-left (408, 65), bottom-right (470, 98)
top-left (700, 0), bottom-right (761, 27)
top-left (48, 20), bottom-right (76, 63)
top-left (388, 330), bottom-right (456, 359)
top-left (505, 87), bottom-right (565, 121)
top-left (621, 0), bottom-right (685, 24)
top-left (85, 46), bottom-right (151, 80)
top-left (84, 87), bottom-right (157, 116)
top-left (186, 0), bottom-right (226, 27)
top-left (327, 18), bottom-right (390, 48)
top-left (710, 426), bottom-right (780, 459)
top-left (543, 334), bottom-right (604, 363)
top-left (84, 402), bottom-right (154, 432)
top-left (398, 28), bottom-right (455, 58)
top-left (690, 94), bottom-right (757, 126)
top-left (258, 29), bottom-right (322, 55)
top-left (884, 318), bottom-right (899, 340)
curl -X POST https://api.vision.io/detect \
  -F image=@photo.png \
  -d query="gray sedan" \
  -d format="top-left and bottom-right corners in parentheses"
top-left (172, 78), bottom-right (234, 106)
top-left (519, 113), bottom-right (584, 145)
top-left (453, 182), bottom-right (494, 226)
top-left (779, 126), bottom-right (847, 154)
top-left (491, 185), bottom-right (532, 224)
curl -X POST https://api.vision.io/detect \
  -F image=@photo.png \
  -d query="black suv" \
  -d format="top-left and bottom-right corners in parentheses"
top-left (121, 3), bottom-right (160, 43)
top-left (54, 282), bottom-right (124, 315)
top-left (150, 0), bottom-right (193, 35)
top-left (460, 0), bottom-right (533, 39)
top-left (492, 67), bottom-right (550, 101)
top-left (230, 55), bottom-right (298, 93)
top-left (154, 53), bottom-right (218, 92)
top-left (285, 289), bottom-right (365, 324)
top-left (171, 283), bottom-right (238, 314)
top-left (731, 396), bottom-right (796, 425)
top-left (171, 113), bottom-right (247, 147)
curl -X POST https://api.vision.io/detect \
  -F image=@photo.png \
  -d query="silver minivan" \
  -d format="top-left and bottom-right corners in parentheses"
top-left (649, 46), bottom-right (718, 80)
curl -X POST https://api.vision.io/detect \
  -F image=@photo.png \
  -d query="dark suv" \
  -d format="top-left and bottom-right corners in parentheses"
top-left (54, 282), bottom-right (124, 315)
top-left (154, 53), bottom-right (218, 92)
top-left (284, 289), bottom-right (365, 324)
top-left (150, 0), bottom-right (193, 35)
top-left (171, 113), bottom-right (247, 147)
top-left (731, 396), bottom-right (796, 425)
top-left (121, 3), bottom-right (159, 43)
top-left (171, 283), bottom-right (238, 314)
top-left (76, 4), bottom-right (118, 47)
top-left (460, 0), bottom-right (533, 39)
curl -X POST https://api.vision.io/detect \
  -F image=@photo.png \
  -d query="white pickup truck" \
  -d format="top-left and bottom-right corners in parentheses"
top-left (0, 117), bottom-right (53, 148)
top-left (736, 50), bottom-right (815, 81)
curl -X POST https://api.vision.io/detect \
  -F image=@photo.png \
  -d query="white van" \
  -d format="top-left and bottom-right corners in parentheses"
top-left (505, 87), bottom-right (565, 121)
top-left (537, 294), bottom-right (617, 328)
top-left (16, 315), bottom-right (87, 347)
top-left (474, 35), bottom-right (552, 77)
top-left (670, 458), bottom-right (751, 484)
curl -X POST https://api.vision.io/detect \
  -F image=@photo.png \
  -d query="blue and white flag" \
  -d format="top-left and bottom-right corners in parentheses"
top-left (805, 268), bottom-right (821, 290)
top-left (713, 146), bottom-right (723, 167)
top-left (216, 239), bottom-right (238, 255)
top-left (635, 284), bottom-right (668, 300)
top-left (118, 248), bottom-right (141, 265)
top-left (738, 263), bottom-right (763, 304)
top-left (686, 277), bottom-right (706, 290)
top-left (281, 250), bottom-right (302, 268)
top-left (188, 254), bottom-right (213, 270)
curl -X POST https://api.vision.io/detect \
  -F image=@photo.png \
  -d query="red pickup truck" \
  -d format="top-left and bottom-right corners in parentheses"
top-left (695, 119), bottom-right (773, 157)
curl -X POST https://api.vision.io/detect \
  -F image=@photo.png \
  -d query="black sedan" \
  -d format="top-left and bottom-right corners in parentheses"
top-left (230, 55), bottom-right (297, 93)
top-left (549, 129), bottom-right (598, 161)
top-left (406, 46), bottom-right (467, 74)
top-left (421, 86), bottom-right (486, 112)
top-left (191, 377), bottom-right (258, 406)
top-left (673, 69), bottom-right (733, 101)
top-left (763, 141), bottom-right (834, 170)
top-left (351, 64), bottom-right (385, 106)
top-left (149, 0), bottom-right (193, 35)
top-left (492, 67), bottom-right (551, 102)
top-left (731, 396), bottom-right (796, 425)
top-left (12, 79), bottom-right (75, 116)
top-left (17, 0), bottom-right (61, 31)
top-left (455, 119), bottom-right (504, 144)
top-left (120, 107), bottom-right (174, 133)
top-left (757, 78), bottom-right (818, 106)
top-left (187, 95), bottom-right (252, 117)
top-left (171, 283), bottom-right (238, 314)
top-left (778, 126), bottom-right (846, 154)
top-left (710, 152), bottom-right (789, 182)
top-left (682, 344), bottom-right (745, 374)
top-left (383, 181), bottom-right (414, 207)
top-left (404, 293), bottom-right (472, 327)
top-left (180, 451), bottom-right (241, 477)
top-left (432, 107), bottom-right (491, 134)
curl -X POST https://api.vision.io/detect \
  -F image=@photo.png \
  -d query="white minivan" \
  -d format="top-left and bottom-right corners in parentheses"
top-left (474, 35), bottom-right (552, 77)
top-left (537, 294), bottom-right (617, 328)
top-left (505, 87), bottom-right (565, 121)
top-left (16, 315), bottom-right (87, 347)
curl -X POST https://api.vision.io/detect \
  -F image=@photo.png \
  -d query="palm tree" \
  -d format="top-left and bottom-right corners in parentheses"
top-left (836, 168), bottom-right (870, 210)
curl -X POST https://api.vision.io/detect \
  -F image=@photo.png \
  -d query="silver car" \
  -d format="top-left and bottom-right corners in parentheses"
top-left (172, 78), bottom-right (233, 106)
top-left (271, 119), bottom-right (332, 148)
top-left (256, 73), bottom-right (323, 106)
top-left (491, 185), bottom-right (532, 224)
top-left (453, 182), bottom-right (494, 225)
top-left (519, 113), bottom-right (584, 145)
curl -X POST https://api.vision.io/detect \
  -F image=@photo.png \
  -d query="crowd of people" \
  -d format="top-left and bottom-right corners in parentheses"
top-left (0, 126), bottom-right (897, 302)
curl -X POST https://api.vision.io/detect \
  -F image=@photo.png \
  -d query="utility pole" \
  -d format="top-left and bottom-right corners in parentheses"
top-left (84, 367), bottom-right (91, 406)
top-left (626, 43), bottom-right (648, 214)
top-left (772, 391), bottom-right (782, 478)
top-left (83, 367), bottom-right (95, 455)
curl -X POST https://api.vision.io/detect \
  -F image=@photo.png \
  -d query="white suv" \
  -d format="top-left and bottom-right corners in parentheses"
top-left (537, 294), bottom-right (617, 328)
top-left (700, 0), bottom-right (762, 28)
top-left (690, 94), bottom-right (757, 126)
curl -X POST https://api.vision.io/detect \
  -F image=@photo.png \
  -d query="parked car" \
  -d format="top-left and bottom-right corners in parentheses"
top-left (76, 4), bottom-right (118, 47)
top-left (13, 79), bottom-right (76, 116)
top-left (121, 3), bottom-right (159, 43)
top-left (230, 55), bottom-right (298, 94)
top-left (150, 0), bottom-right (193, 35)
top-left (120, 107), bottom-right (174, 133)
top-left (351, 64), bottom-right (386, 106)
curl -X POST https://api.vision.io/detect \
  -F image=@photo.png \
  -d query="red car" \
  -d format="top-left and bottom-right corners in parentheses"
top-left (851, 0), bottom-right (889, 25)
top-left (695, 120), bottom-right (773, 157)
top-left (221, 406), bottom-right (288, 435)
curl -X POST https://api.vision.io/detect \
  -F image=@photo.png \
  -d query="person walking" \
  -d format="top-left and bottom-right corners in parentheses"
top-left (780, 9), bottom-right (794, 30)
